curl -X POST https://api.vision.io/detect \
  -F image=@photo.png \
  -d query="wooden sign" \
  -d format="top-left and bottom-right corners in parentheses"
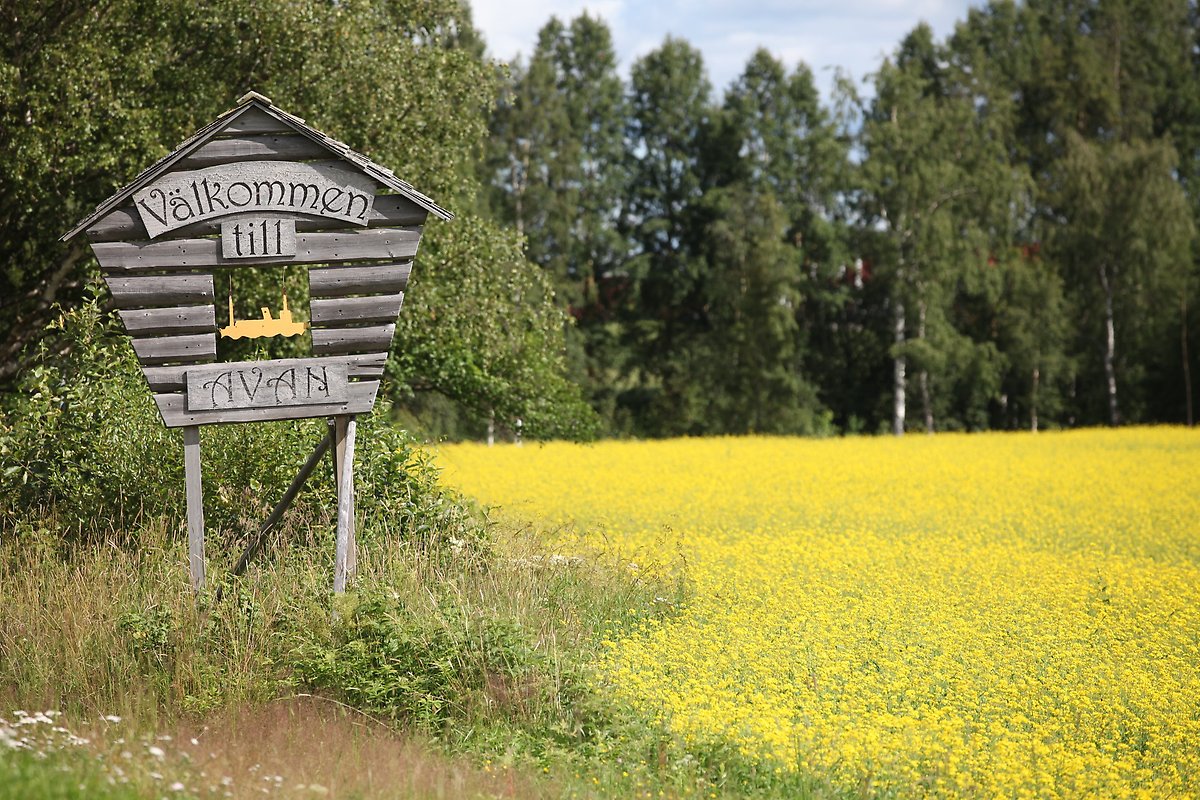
top-left (221, 218), bottom-right (297, 258)
top-left (186, 359), bottom-right (349, 411)
top-left (133, 161), bottom-right (376, 238)
top-left (62, 92), bottom-right (453, 596)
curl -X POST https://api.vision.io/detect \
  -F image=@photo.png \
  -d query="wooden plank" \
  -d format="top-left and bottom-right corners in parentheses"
top-left (153, 380), bottom-right (379, 427)
top-left (94, 228), bottom-right (421, 271)
top-left (333, 415), bottom-right (358, 595)
top-left (105, 274), bottom-right (214, 309)
top-left (308, 263), bottom-right (411, 297)
top-left (119, 305), bottom-right (216, 337)
top-left (310, 293), bottom-right (404, 326)
top-left (183, 426), bottom-right (205, 592)
top-left (221, 218), bottom-right (297, 259)
top-left (87, 194), bottom-right (428, 243)
top-left (185, 360), bottom-right (350, 411)
top-left (311, 324), bottom-right (395, 356)
top-left (219, 106), bottom-right (294, 136)
top-left (131, 333), bottom-right (216, 366)
top-left (332, 416), bottom-right (358, 580)
top-left (223, 429), bottom-right (334, 592)
top-left (140, 353), bottom-right (385, 393)
top-left (176, 135), bottom-right (330, 169)
top-left (133, 161), bottom-right (379, 239)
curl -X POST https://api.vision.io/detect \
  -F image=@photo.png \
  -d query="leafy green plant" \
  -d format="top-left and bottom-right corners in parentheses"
top-left (288, 589), bottom-right (539, 730)
top-left (116, 606), bottom-right (175, 666)
top-left (0, 294), bottom-right (474, 551)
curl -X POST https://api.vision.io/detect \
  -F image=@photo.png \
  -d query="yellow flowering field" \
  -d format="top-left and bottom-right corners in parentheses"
top-left (436, 429), bottom-right (1200, 798)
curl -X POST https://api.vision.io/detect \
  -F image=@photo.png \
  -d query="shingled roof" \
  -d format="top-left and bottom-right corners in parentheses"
top-left (62, 91), bottom-right (451, 242)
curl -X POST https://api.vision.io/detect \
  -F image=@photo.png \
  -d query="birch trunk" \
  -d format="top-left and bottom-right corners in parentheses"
top-left (918, 299), bottom-right (933, 434)
top-left (1099, 264), bottom-right (1121, 426)
top-left (893, 298), bottom-right (906, 436)
top-left (1031, 367), bottom-right (1040, 433)
top-left (1182, 295), bottom-right (1193, 427)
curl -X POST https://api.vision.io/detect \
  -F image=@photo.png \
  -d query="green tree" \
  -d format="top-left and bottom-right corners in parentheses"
top-left (482, 13), bottom-right (629, 426)
top-left (697, 183), bottom-right (827, 433)
top-left (1051, 133), bottom-right (1193, 424)
top-left (716, 50), bottom-right (848, 257)
top-left (859, 25), bottom-right (1026, 434)
top-left (952, 0), bottom-right (1197, 426)
top-left (689, 49), bottom-right (847, 434)
top-left (993, 246), bottom-right (1071, 430)
top-left (0, 0), bottom-right (593, 438)
top-left (620, 37), bottom-right (714, 434)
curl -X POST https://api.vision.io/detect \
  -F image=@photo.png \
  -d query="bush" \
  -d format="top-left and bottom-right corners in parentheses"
top-left (0, 292), bottom-right (471, 549)
top-left (288, 589), bottom-right (539, 730)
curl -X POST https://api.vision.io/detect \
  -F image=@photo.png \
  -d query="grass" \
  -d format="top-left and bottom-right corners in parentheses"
top-left (1, 504), bottom-right (737, 799)
top-left (0, 699), bottom-right (544, 800)
top-left (0, 300), bottom-right (839, 798)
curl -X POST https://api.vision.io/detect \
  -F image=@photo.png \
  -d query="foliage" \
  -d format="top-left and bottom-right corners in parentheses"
top-left (0, 0), bottom-right (594, 439)
top-left (0, 296), bottom-right (470, 540)
top-left (288, 591), bottom-right (538, 729)
top-left (0, 749), bottom-right (147, 800)
top-left (1050, 132), bottom-right (1194, 424)
top-left (478, 0), bottom-right (1200, 436)
top-left (482, 14), bottom-right (631, 427)
top-left (0, 479), bottom-right (717, 798)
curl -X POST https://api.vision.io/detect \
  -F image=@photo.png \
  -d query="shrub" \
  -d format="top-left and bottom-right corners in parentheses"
top-left (288, 589), bottom-right (539, 730)
top-left (0, 293), bottom-right (471, 549)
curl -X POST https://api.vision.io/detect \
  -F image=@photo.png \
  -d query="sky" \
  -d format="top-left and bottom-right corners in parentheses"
top-left (471, 0), bottom-right (981, 103)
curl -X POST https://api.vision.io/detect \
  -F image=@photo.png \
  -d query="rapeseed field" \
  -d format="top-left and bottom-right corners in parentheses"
top-left (437, 429), bottom-right (1200, 798)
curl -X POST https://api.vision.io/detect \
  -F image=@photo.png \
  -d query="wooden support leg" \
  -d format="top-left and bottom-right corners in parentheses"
top-left (183, 425), bottom-right (205, 592)
top-left (222, 429), bottom-right (334, 595)
top-left (333, 416), bottom-right (358, 579)
top-left (333, 415), bottom-right (358, 594)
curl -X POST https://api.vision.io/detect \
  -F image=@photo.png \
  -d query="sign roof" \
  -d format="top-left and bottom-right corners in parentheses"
top-left (62, 92), bottom-right (451, 242)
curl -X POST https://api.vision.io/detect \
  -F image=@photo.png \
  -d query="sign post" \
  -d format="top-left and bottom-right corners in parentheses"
top-left (63, 91), bottom-right (451, 595)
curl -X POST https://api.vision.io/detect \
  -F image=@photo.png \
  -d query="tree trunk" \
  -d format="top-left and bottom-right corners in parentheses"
top-left (1099, 263), bottom-right (1120, 426)
top-left (892, 298), bottom-right (906, 436)
top-left (1182, 294), bottom-right (1193, 427)
top-left (1031, 367), bottom-right (1040, 433)
top-left (513, 140), bottom-right (530, 237)
top-left (918, 299), bottom-right (933, 434)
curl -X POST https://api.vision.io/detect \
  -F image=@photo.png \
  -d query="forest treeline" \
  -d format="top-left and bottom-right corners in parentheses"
top-left (480, 0), bottom-right (1200, 436)
top-left (2, 0), bottom-right (1197, 438)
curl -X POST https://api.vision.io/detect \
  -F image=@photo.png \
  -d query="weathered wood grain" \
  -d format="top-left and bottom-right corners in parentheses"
top-left (185, 359), bottom-right (350, 411)
top-left (224, 429), bottom-right (333, 588)
top-left (87, 194), bottom-right (428, 242)
top-left (153, 380), bottom-right (379, 427)
top-left (176, 135), bottom-right (330, 169)
top-left (133, 161), bottom-right (378, 238)
top-left (310, 324), bottom-right (395, 356)
top-left (183, 426), bottom-right (205, 592)
top-left (221, 218), bottom-right (297, 259)
top-left (140, 353), bottom-right (385, 393)
top-left (308, 263), bottom-right (411, 297)
top-left (119, 305), bottom-right (216, 337)
top-left (333, 414), bottom-right (357, 595)
top-left (106, 274), bottom-right (215, 309)
top-left (331, 416), bottom-right (358, 578)
top-left (310, 293), bottom-right (404, 325)
top-left (131, 333), bottom-right (217, 365)
top-left (94, 228), bottom-right (421, 271)
top-left (219, 107), bottom-right (294, 136)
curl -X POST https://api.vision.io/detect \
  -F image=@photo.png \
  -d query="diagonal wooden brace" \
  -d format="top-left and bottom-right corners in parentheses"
top-left (219, 428), bottom-right (334, 598)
